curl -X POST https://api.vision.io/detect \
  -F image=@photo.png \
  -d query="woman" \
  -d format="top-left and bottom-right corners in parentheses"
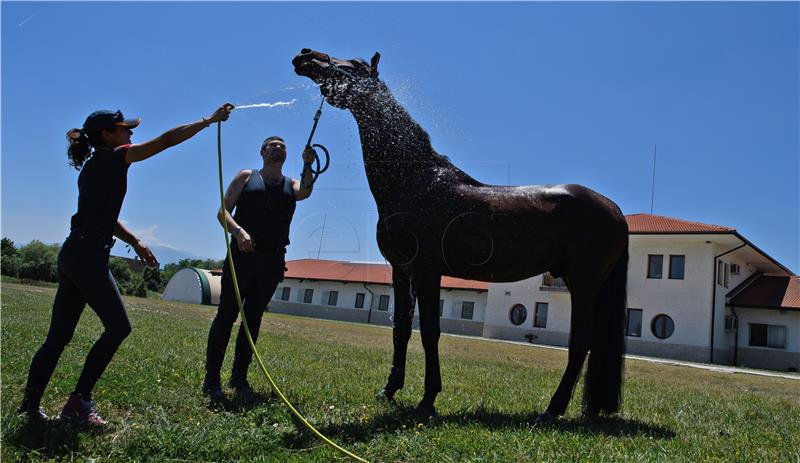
top-left (18, 104), bottom-right (233, 425)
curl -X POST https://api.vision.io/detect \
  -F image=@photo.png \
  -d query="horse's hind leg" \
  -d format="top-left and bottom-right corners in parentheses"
top-left (377, 266), bottom-right (415, 401)
top-left (539, 281), bottom-right (599, 421)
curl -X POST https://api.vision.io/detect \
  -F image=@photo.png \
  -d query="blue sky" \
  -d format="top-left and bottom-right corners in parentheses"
top-left (2, 2), bottom-right (798, 273)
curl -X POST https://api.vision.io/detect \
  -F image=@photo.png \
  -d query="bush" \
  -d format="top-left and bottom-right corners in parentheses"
top-left (17, 240), bottom-right (60, 282)
top-left (1, 237), bottom-right (20, 277)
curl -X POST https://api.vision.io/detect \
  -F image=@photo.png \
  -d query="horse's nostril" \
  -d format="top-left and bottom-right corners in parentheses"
top-left (301, 48), bottom-right (312, 55)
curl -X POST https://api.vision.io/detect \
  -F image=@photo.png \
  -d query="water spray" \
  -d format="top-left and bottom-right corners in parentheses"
top-left (232, 98), bottom-right (330, 186)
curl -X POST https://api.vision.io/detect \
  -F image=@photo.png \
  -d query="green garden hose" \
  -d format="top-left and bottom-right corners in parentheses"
top-left (215, 122), bottom-right (369, 463)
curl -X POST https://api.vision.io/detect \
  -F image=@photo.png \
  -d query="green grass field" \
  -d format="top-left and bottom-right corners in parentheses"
top-left (2, 282), bottom-right (798, 462)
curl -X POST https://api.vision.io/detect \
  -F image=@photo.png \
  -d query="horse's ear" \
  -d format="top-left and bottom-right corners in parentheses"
top-left (370, 52), bottom-right (381, 77)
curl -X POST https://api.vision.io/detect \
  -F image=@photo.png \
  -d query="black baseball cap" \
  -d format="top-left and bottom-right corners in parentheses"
top-left (83, 110), bottom-right (141, 134)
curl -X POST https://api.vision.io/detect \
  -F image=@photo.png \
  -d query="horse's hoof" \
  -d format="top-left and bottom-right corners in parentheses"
top-left (581, 407), bottom-right (600, 419)
top-left (376, 388), bottom-right (395, 402)
top-left (532, 411), bottom-right (557, 427)
top-left (414, 403), bottom-right (437, 423)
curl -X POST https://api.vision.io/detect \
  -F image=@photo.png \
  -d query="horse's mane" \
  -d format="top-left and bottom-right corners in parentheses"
top-left (368, 79), bottom-right (483, 187)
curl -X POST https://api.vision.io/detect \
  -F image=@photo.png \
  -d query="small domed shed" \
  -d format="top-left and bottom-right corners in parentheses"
top-left (161, 268), bottom-right (221, 305)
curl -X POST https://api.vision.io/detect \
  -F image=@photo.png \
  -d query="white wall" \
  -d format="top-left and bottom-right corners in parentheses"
top-left (627, 237), bottom-right (715, 348)
top-left (275, 278), bottom-right (487, 321)
top-left (485, 276), bottom-right (571, 334)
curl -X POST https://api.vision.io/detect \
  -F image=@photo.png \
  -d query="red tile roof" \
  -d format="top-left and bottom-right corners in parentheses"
top-left (283, 259), bottom-right (488, 291)
top-left (626, 213), bottom-right (735, 234)
top-left (729, 275), bottom-right (800, 311)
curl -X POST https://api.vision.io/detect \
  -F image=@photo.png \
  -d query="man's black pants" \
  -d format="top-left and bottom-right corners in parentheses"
top-left (24, 233), bottom-right (132, 401)
top-left (204, 246), bottom-right (284, 388)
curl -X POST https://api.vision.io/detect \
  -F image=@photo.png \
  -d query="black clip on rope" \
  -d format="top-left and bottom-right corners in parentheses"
top-left (301, 98), bottom-right (330, 188)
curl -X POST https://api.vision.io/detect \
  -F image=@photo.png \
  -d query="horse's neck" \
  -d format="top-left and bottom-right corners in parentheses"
top-left (351, 84), bottom-right (432, 162)
top-left (350, 82), bottom-right (451, 208)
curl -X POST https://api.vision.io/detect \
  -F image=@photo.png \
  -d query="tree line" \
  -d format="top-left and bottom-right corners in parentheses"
top-left (1, 238), bottom-right (223, 297)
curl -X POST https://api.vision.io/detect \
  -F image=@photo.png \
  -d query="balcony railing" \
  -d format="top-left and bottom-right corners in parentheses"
top-left (540, 272), bottom-right (568, 292)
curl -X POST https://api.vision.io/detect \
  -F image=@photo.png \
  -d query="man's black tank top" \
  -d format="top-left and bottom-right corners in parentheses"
top-left (233, 170), bottom-right (296, 252)
top-left (70, 145), bottom-right (131, 241)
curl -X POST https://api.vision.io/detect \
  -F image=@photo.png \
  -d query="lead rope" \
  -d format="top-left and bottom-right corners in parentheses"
top-left (215, 121), bottom-right (369, 463)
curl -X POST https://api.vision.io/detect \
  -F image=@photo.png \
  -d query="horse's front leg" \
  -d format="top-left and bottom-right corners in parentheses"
top-left (414, 270), bottom-right (442, 418)
top-left (377, 266), bottom-right (415, 401)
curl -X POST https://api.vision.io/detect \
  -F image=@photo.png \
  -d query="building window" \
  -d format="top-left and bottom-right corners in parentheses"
top-left (303, 289), bottom-right (313, 304)
top-left (669, 255), bottom-right (685, 280)
top-left (749, 324), bottom-right (786, 349)
top-left (279, 287), bottom-right (290, 301)
top-left (439, 299), bottom-right (444, 317)
top-left (626, 308), bottom-right (642, 337)
top-left (327, 291), bottom-right (338, 306)
top-left (724, 263), bottom-right (729, 288)
top-left (355, 293), bottom-right (365, 309)
top-left (534, 302), bottom-right (548, 328)
top-left (461, 301), bottom-right (474, 320)
top-left (651, 314), bottom-right (675, 339)
top-left (378, 294), bottom-right (390, 311)
top-left (509, 304), bottom-right (527, 326)
top-left (647, 255), bottom-right (663, 279)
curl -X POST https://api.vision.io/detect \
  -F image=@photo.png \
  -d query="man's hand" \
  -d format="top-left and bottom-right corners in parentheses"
top-left (133, 240), bottom-right (160, 268)
top-left (302, 145), bottom-right (316, 164)
top-left (236, 229), bottom-right (256, 253)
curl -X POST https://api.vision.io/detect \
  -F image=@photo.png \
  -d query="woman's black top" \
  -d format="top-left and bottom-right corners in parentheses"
top-left (69, 145), bottom-right (131, 242)
top-left (232, 170), bottom-right (296, 253)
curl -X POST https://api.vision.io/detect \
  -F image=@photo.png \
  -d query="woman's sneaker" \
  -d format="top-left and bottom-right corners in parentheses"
top-left (18, 388), bottom-right (48, 422)
top-left (17, 401), bottom-right (48, 422)
top-left (60, 393), bottom-right (106, 426)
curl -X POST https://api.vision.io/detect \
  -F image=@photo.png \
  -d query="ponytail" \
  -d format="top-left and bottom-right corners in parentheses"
top-left (66, 128), bottom-right (92, 170)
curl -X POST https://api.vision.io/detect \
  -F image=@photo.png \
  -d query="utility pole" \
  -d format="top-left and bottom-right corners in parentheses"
top-left (650, 144), bottom-right (657, 214)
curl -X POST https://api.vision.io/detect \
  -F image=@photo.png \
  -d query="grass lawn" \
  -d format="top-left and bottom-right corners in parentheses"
top-left (2, 282), bottom-right (798, 462)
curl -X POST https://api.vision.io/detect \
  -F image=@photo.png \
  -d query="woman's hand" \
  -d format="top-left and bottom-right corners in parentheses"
top-left (207, 103), bottom-right (234, 124)
top-left (133, 240), bottom-right (160, 268)
top-left (236, 229), bottom-right (256, 253)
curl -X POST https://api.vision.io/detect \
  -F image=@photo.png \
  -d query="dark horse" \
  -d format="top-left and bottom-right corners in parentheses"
top-left (293, 49), bottom-right (629, 423)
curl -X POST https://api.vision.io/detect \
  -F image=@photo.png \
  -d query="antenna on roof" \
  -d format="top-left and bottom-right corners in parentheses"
top-left (650, 144), bottom-right (657, 214)
top-left (316, 213), bottom-right (327, 259)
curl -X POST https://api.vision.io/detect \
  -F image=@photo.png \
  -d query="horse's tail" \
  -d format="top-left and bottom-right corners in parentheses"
top-left (583, 244), bottom-right (628, 414)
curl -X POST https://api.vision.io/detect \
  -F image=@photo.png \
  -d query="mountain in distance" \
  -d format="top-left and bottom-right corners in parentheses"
top-left (111, 243), bottom-right (221, 266)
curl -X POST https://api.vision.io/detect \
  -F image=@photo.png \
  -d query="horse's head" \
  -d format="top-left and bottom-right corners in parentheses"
top-left (292, 48), bottom-right (381, 109)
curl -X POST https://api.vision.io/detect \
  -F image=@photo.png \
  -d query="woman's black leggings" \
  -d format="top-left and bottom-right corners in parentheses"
top-left (23, 233), bottom-right (131, 400)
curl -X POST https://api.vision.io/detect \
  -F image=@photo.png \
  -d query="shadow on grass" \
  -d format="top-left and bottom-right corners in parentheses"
top-left (281, 402), bottom-right (675, 449)
top-left (207, 389), bottom-right (277, 413)
top-left (2, 416), bottom-right (108, 459)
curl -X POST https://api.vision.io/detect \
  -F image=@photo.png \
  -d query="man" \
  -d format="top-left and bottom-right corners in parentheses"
top-left (203, 136), bottom-right (315, 400)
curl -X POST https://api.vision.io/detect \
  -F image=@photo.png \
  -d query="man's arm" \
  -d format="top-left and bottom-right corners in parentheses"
top-left (293, 146), bottom-right (317, 201)
top-left (218, 170), bottom-right (257, 252)
top-left (114, 220), bottom-right (159, 267)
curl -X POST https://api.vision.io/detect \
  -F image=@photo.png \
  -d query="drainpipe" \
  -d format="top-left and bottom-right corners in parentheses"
top-left (730, 305), bottom-right (740, 366)
top-left (710, 244), bottom-right (745, 363)
top-left (363, 283), bottom-right (375, 324)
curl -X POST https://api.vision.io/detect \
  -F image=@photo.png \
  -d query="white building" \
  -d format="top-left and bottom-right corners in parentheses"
top-left (269, 259), bottom-right (488, 336)
top-left (161, 268), bottom-right (221, 305)
top-left (484, 214), bottom-right (799, 372)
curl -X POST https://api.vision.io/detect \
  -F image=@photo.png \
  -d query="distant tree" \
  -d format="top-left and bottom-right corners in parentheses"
top-left (129, 272), bottom-right (148, 297)
top-left (143, 267), bottom-right (163, 292)
top-left (1, 237), bottom-right (20, 277)
top-left (109, 257), bottom-right (134, 293)
top-left (17, 240), bottom-right (60, 282)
